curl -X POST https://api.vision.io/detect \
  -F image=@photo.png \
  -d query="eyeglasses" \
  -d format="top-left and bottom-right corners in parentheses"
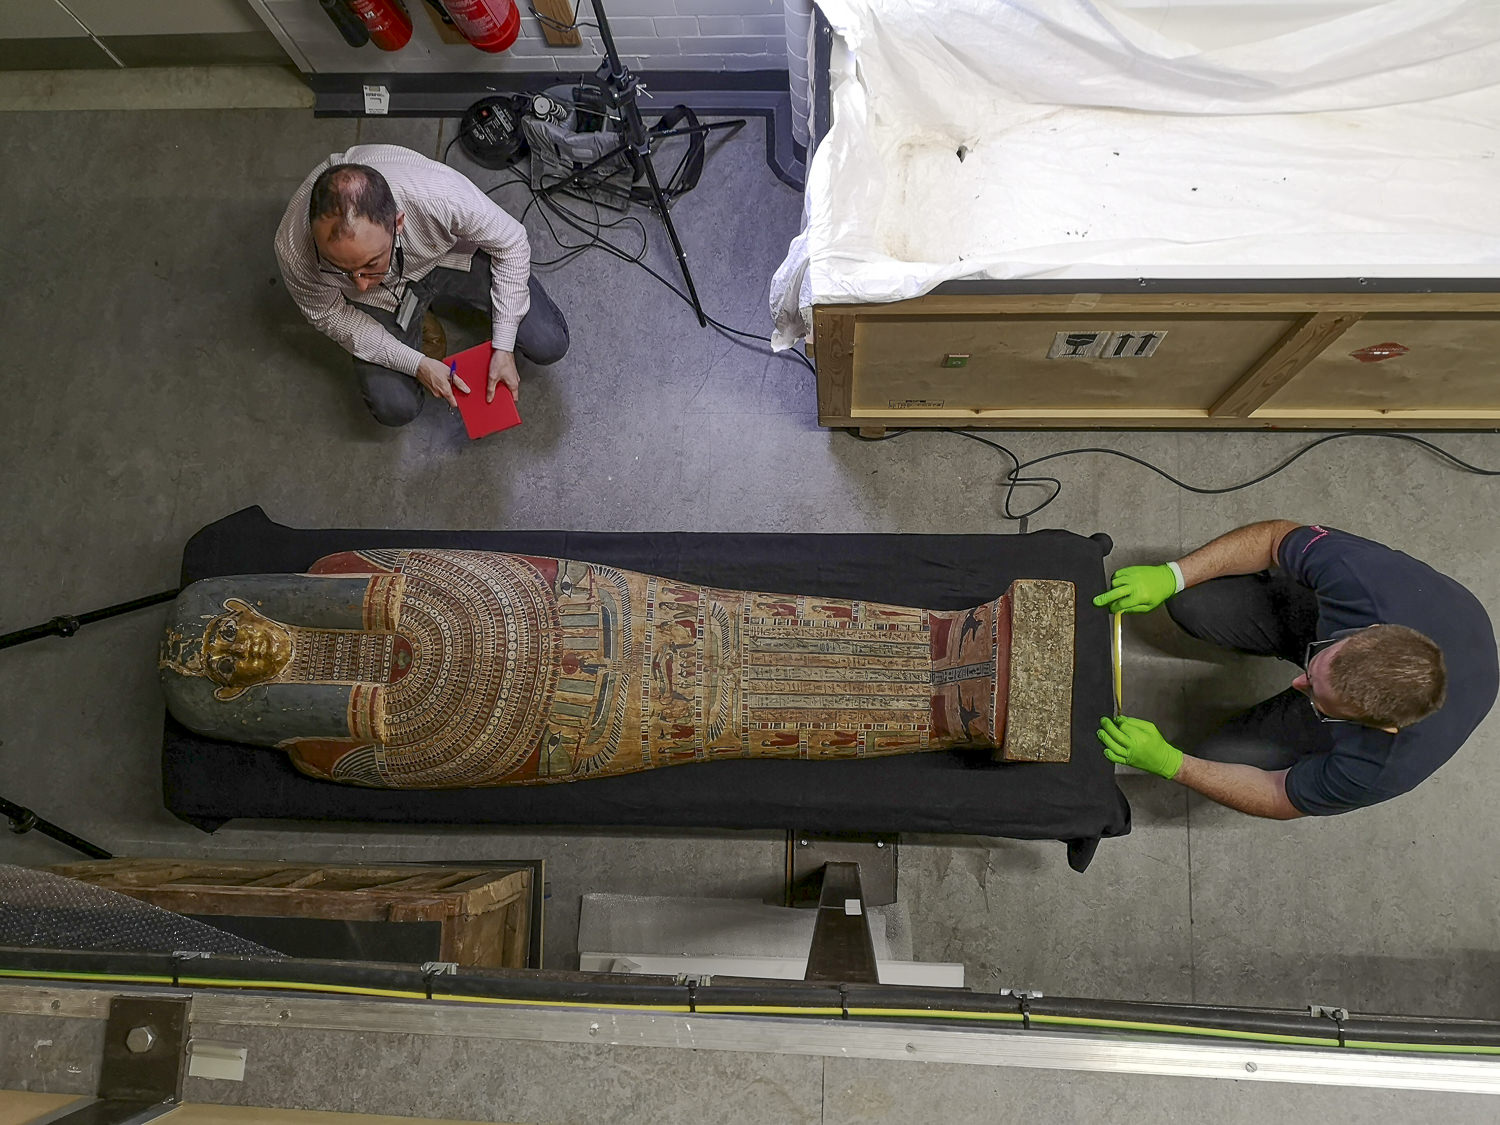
top-left (1302, 635), bottom-right (1353, 724)
top-left (317, 231), bottom-right (404, 285)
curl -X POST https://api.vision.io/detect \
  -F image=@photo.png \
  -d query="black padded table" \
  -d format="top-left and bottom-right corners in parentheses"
top-left (164, 507), bottom-right (1131, 871)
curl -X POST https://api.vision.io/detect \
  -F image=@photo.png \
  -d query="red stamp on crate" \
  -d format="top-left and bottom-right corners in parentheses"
top-left (1349, 342), bottom-right (1409, 363)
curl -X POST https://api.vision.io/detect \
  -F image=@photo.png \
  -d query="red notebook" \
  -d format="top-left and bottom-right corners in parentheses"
top-left (444, 342), bottom-right (521, 439)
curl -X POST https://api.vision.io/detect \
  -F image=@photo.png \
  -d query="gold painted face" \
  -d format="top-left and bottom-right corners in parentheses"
top-left (203, 600), bottom-right (293, 694)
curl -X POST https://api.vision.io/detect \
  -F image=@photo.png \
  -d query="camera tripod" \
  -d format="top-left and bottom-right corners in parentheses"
top-left (537, 0), bottom-right (746, 326)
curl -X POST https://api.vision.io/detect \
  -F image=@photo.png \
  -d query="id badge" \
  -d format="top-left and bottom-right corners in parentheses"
top-left (395, 286), bottom-right (420, 333)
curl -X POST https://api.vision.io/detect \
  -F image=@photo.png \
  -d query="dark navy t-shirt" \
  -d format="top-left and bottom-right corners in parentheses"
top-left (1277, 525), bottom-right (1498, 815)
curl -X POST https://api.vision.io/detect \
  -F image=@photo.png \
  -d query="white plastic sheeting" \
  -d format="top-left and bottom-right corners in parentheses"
top-left (771, 0), bottom-right (1500, 347)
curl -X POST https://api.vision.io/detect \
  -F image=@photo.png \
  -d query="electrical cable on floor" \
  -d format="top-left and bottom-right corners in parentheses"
top-left (522, 176), bottom-right (816, 367)
top-left (851, 428), bottom-right (1500, 523)
top-left (442, 118), bottom-right (817, 373)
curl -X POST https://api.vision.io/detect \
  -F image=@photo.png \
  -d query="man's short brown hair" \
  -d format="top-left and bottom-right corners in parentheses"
top-left (1328, 624), bottom-right (1447, 730)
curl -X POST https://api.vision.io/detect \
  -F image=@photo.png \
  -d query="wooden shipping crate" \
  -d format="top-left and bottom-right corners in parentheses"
top-left (48, 859), bottom-right (535, 969)
top-left (813, 289), bottom-right (1500, 432)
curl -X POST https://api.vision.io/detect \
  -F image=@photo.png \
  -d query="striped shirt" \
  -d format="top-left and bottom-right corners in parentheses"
top-left (274, 144), bottom-right (531, 376)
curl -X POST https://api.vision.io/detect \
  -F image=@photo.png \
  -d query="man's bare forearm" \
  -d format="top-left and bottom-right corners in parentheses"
top-left (1172, 757), bottom-right (1303, 819)
top-left (1175, 520), bottom-right (1302, 588)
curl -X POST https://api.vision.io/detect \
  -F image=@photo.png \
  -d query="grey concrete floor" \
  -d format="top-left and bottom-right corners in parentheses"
top-left (2, 101), bottom-right (1500, 1121)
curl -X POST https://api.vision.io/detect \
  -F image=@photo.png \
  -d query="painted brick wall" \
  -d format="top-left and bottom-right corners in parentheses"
top-left (255, 0), bottom-right (788, 73)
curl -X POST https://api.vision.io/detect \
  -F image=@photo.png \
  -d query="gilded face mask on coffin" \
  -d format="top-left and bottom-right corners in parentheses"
top-left (160, 549), bottom-right (1075, 788)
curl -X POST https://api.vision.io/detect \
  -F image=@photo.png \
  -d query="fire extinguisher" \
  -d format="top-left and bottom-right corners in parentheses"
top-left (318, 0), bottom-right (369, 48)
top-left (345, 0), bottom-right (413, 52)
top-left (442, 0), bottom-right (521, 53)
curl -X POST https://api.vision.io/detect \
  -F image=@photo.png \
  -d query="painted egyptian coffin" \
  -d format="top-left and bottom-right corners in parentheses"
top-left (160, 550), bottom-right (1074, 788)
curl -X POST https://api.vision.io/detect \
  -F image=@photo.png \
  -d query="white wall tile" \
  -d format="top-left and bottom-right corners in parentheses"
top-left (597, 0), bottom-right (681, 16)
top-left (698, 17), bottom-right (745, 35)
top-left (597, 15), bottom-right (658, 36)
top-left (505, 36), bottom-right (571, 58)
top-left (742, 15), bottom-right (787, 34)
top-left (668, 54), bottom-right (732, 70)
top-left (677, 0), bottom-right (780, 15)
top-left (690, 34), bottom-right (781, 54)
top-left (652, 16), bottom-right (697, 36)
top-left (610, 35), bottom-right (683, 56)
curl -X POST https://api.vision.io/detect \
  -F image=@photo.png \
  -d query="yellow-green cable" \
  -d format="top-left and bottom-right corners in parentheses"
top-left (5, 965), bottom-right (1500, 1055)
top-left (181, 976), bottom-right (427, 1000)
top-left (696, 1005), bottom-right (845, 1017)
top-left (0, 968), bottom-right (172, 986)
top-left (1344, 1040), bottom-right (1500, 1056)
top-left (430, 992), bottom-right (691, 1013)
top-left (847, 1006), bottom-right (1022, 1023)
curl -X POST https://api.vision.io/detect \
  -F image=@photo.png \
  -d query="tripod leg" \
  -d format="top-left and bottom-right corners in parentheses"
top-left (638, 153), bottom-right (707, 326)
top-left (650, 119), bottom-right (748, 142)
top-left (536, 137), bottom-right (634, 200)
top-left (1, 796), bottom-right (112, 859)
top-left (0, 589), bottom-right (179, 650)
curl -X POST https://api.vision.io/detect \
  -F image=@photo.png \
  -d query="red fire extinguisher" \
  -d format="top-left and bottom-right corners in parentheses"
top-left (443, 0), bottom-right (521, 53)
top-left (345, 0), bottom-right (413, 52)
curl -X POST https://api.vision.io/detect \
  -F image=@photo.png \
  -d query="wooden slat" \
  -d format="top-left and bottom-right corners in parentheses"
top-left (364, 872), bottom-right (471, 893)
top-left (449, 870), bottom-right (530, 912)
top-left (50, 860), bottom-right (193, 887)
top-left (503, 899), bottom-right (529, 969)
top-left (825, 292), bottom-right (1500, 317)
top-left (812, 308), bottom-right (855, 424)
top-left (100, 887), bottom-right (399, 921)
top-left (1209, 312), bottom-right (1362, 417)
top-left (444, 871), bottom-right (515, 898)
top-left (386, 898), bottom-right (450, 923)
top-left (1258, 407), bottom-right (1500, 420)
top-left (532, 0), bottom-right (582, 46)
top-left (844, 411), bottom-right (1500, 430)
top-left (242, 870), bottom-right (326, 889)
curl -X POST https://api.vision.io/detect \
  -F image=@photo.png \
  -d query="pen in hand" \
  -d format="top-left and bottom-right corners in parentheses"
top-left (448, 360), bottom-right (471, 399)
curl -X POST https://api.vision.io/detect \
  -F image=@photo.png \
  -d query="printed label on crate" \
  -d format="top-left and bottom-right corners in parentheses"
top-left (1048, 330), bottom-right (1108, 358)
top-left (1048, 330), bottom-right (1167, 359)
top-left (887, 399), bottom-right (946, 409)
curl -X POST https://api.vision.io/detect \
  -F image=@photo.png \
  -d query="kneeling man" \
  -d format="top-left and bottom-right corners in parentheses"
top-left (275, 143), bottom-right (568, 425)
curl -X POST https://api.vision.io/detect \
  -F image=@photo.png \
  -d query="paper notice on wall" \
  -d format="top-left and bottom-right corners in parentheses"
top-left (363, 84), bottom-right (390, 115)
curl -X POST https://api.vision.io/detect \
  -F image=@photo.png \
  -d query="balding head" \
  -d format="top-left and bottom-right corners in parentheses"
top-left (307, 163), bottom-right (398, 240)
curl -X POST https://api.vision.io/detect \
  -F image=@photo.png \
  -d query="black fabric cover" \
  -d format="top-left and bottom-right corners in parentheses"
top-left (163, 508), bottom-right (1131, 871)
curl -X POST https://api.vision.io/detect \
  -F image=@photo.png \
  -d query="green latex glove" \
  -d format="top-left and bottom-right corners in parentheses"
top-left (1097, 716), bottom-right (1183, 779)
top-left (1092, 564), bottom-right (1178, 614)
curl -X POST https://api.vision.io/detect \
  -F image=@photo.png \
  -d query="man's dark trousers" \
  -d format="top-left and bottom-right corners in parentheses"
top-left (1167, 572), bottom-right (1335, 769)
top-left (352, 250), bottom-right (569, 426)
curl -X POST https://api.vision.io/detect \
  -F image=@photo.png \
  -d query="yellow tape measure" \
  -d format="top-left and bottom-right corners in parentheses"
top-left (1111, 611), bottom-right (1124, 717)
